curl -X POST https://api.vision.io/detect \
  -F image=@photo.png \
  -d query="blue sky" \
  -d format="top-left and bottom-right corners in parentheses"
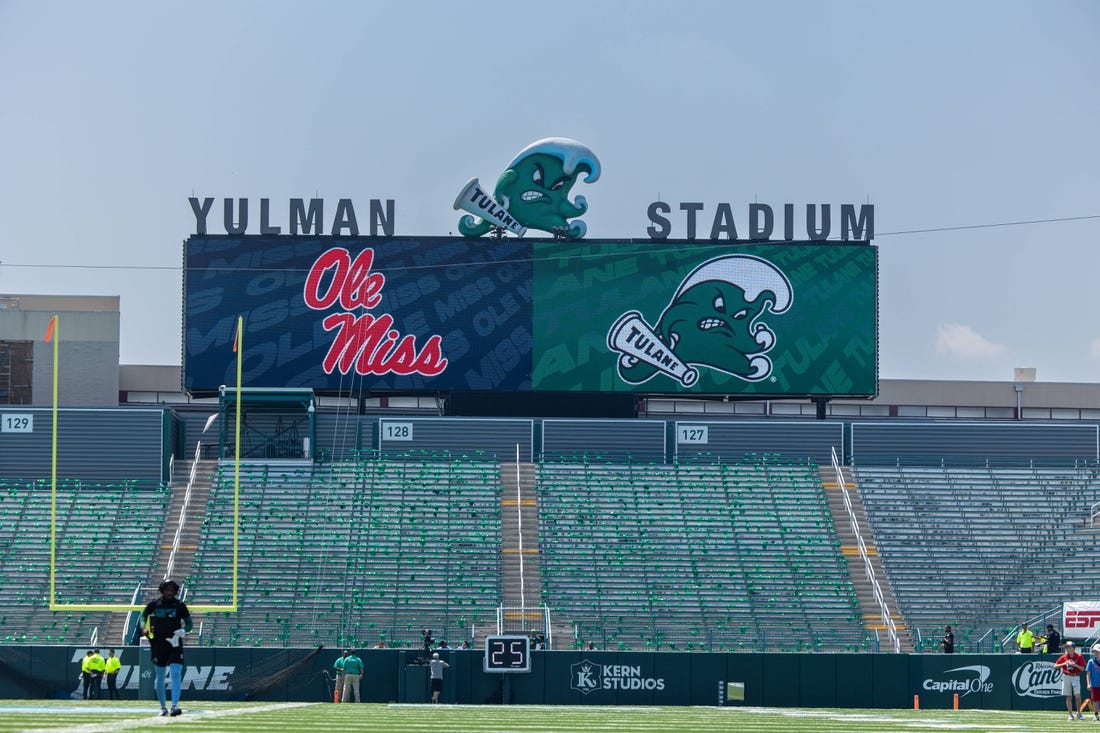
top-left (1, 0), bottom-right (1098, 381)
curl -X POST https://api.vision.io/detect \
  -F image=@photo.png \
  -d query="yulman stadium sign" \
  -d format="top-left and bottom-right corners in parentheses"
top-left (183, 137), bottom-right (877, 398)
top-left (189, 195), bottom-right (874, 242)
top-left (189, 137), bottom-right (873, 242)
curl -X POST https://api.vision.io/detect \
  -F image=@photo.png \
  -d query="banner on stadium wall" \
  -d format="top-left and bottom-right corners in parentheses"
top-left (183, 236), bottom-right (877, 397)
top-left (1063, 601), bottom-right (1100, 633)
top-left (0, 648), bottom-right (1083, 708)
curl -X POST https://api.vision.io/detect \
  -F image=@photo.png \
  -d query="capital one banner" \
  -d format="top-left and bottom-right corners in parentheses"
top-left (183, 236), bottom-right (876, 396)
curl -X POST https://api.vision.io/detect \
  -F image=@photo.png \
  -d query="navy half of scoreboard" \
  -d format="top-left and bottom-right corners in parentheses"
top-left (483, 635), bottom-right (531, 673)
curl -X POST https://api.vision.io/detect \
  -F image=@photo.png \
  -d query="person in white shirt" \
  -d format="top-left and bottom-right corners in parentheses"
top-left (429, 652), bottom-right (449, 703)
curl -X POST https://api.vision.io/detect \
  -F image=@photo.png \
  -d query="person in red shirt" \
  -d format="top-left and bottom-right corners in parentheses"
top-left (1055, 641), bottom-right (1087, 721)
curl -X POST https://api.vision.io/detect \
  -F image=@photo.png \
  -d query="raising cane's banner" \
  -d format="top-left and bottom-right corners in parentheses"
top-left (182, 236), bottom-right (876, 396)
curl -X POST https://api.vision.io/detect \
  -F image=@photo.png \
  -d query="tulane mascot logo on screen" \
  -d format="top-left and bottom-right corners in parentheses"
top-left (453, 137), bottom-right (601, 239)
top-left (607, 255), bottom-right (793, 388)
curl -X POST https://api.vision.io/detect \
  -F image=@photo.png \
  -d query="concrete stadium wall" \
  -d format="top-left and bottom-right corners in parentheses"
top-left (0, 407), bottom-right (169, 486)
top-left (0, 647), bottom-right (1080, 710)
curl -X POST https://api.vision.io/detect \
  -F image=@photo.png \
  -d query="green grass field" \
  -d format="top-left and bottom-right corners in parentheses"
top-left (0, 701), bottom-right (1083, 733)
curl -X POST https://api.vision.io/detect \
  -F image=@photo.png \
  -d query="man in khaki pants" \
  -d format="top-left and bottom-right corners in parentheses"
top-left (341, 650), bottom-right (364, 703)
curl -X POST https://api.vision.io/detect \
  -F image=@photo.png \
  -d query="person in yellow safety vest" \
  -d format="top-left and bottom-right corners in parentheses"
top-left (1017, 623), bottom-right (1036, 653)
top-left (80, 650), bottom-right (95, 699)
top-left (86, 649), bottom-right (106, 699)
top-left (103, 649), bottom-right (122, 700)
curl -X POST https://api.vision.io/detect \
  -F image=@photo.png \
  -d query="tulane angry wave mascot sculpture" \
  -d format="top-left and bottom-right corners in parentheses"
top-left (454, 138), bottom-right (601, 239)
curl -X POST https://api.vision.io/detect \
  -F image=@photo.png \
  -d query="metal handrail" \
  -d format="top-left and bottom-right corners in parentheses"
top-left (1090, 500), bottom-right (1100, 528)
top-left (974, 627), bottom-right (995, 653)
top-left (1000, 606), bottom-right (1062, 651)
top-left (832, 447), bottom-right (900, 653)
top-left (119, 583), bottom-right (142, 645)
top-left (515, 444), bottom-right (526, 621)
top-left (164, 442), bottom-right (201, 582)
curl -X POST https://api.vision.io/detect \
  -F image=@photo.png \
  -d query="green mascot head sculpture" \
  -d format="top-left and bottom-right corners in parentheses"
top-left (456, 137), bottom-right (601, 239)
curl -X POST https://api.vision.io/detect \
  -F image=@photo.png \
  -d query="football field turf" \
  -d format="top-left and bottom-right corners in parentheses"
top-left (0, 701), bottom-right (1081, 733)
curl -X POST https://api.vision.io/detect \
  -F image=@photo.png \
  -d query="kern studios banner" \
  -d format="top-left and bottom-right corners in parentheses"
top-left (183, 236), bottom-right (876, 396)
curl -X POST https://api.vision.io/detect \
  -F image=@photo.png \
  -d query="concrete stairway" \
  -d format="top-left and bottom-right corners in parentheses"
top-left (153, 458), bottom-right (218, 588)
top-left (499, 462), bottom-right (541, 609)
top-left (820, 464), bottom-right (913, 652)
top-left (101, 457), bottom-right (218, 646)
top-left (497, 462), bottom-right (573, 648)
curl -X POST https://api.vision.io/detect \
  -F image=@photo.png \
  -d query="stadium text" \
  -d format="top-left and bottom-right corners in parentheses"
top-left (645, 202), bottom-right (874, 241)
top-left (189, 197), bottom-right (395, 236)
top-left (1011, 660), bottom-right (1062, 698)
top-left (1064, 609), bottom-right (1100, 629)
top-left (570, 660), bottom-right (666, 695)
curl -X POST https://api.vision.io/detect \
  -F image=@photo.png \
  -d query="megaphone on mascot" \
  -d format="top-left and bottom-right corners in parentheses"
top-left (453, 178), bottom-right (527, 236)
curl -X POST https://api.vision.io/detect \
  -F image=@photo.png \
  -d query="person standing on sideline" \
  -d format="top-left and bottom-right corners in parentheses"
top-left (103, 650), bottom-right (121, 700)
top-left (1055, 640), bottom-right (1086, 721)
top-left (1085, 644), bottom-right (1100, 721)
top-left (1044, 624), bottom-right (1062, 654)
top-left (333, 651), bottom-right (348, 702)
top-left (429, 652), bottom-right (449, 704)
top-left (341, 650), bottom-right (363, 703)
top-left (80, 650), bottom-right (95, 699)
top-left (1016, 623), bottom-right (1035, 653)
top-left (940, 626), bottom-right (955, 654)
top-left (87, 649), bottom-right (106, 699)
top-left (140, 579), bottom-right (193, 717)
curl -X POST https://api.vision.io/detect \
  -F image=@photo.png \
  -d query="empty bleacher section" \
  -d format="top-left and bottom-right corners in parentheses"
top-left (0, 478), bottom-right (170, 643)
top-left (855, 465), bottom-right (1100, 651)
top-left (185, 457), bottom-right (501, 648)
top-left (10, 406), bottom-right (1100, 657)
top-left (535, 459), bottom-right (870, 652)
top-left (850, 422), bottom-right (1100, 651)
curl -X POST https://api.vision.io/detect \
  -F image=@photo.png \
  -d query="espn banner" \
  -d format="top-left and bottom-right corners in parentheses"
top-left (1063, 601), bottom-right (1100, 633)
top-left (183, 236), bottom-right (877, 396)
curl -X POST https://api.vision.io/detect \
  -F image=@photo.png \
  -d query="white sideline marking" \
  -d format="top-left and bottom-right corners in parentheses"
top-left (732, 707), bottom-right (1030, 731)
top-left (387, 703), bottom-right (662, 712)
top-left (20, 701), bottom-right (314, 733)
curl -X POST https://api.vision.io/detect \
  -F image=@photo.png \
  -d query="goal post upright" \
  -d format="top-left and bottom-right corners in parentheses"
top-left (231, 313), bottom-right (242, 613)
top-left (47, 315), bottom-right (59, 611)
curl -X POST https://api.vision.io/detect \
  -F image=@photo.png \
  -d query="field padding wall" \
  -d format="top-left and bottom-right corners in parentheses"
top-left (0, 647), bottom-right (1080, 710)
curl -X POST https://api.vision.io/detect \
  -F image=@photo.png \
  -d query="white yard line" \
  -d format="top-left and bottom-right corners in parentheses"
top-left (729, 707), bottom-right (1035, 732)
top-left (21, 701), bottom-right (315, 733)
